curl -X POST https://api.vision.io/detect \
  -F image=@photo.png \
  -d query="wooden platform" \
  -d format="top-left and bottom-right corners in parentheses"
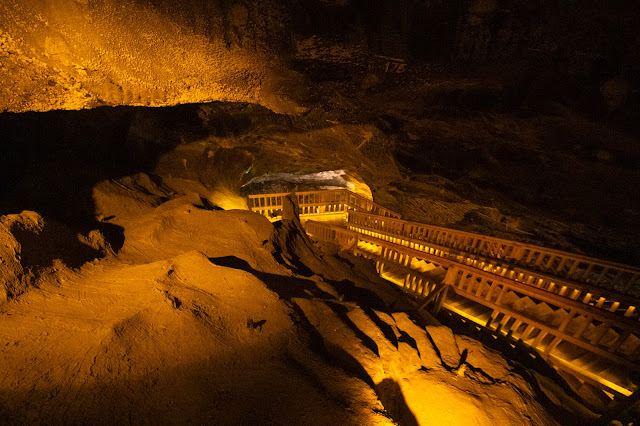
top-left (249, 188), bottom-right (640, 408)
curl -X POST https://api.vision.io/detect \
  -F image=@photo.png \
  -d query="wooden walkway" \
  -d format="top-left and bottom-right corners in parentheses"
top-left (248, 189), bottom-right (640, 408)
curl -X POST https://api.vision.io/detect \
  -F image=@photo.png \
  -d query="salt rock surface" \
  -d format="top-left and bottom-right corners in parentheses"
top-left (294, 297), bottom-right (558, 425)
top-left (0, 208), bottom-right (388, 424)
top-left (391, 312), bottom-right (442, 368)
top-left (0, 250), bottom-right (360, 424)
top-left (0, 212), bottom-right (34, 301)
top-left (0, 0), bottom-right (302, 114)
top-left (347, 307), bottom-right (422, 376)
top-left (117, 197), bottom-right (279, 273)
top-left (455, 335), bottom-right (512, 381)
top-left (0, 210), bottom-right (106, 302)
top-left (294, 297), bottom-right (387, 384)
top-left (0, 190), bottom-right (571, 425)
top-left (374, 310), bottom-right (404, 341)
top-left (92, 173), bottom-right (174, 221)
top-left (268, 193), bottom-right (355, 282)
top-left (425, 325), bottom-right (461, 369)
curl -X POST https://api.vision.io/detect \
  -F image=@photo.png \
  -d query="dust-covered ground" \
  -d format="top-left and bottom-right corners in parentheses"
top-left (1, 96), bottom-right (635, 422)
top-left (0, 179), bottom-right (602, 424)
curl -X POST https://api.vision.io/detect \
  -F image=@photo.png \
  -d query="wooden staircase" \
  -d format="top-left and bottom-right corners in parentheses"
top-left (248, 189), bottom-right (640, 409)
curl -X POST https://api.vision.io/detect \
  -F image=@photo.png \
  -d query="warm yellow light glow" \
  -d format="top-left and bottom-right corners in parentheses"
top-left (208, 190), bottom-right (249, 210)
top-left (257, 188), bottom-right (639, 404)
top-left (550, 355), bottom-right (633, 397)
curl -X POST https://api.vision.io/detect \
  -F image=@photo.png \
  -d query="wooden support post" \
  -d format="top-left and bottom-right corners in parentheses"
top-left (581, 264), bottom-right (595, 282)
top-left (497, 314), bottom-right (511, 333)
top-left (594, 267), bottom-right (610, 285)
top-left (485, 281), bottom-right (499, 301)
top-left (544, 255), bottom-right (556, 270)
top-left (524, 250), bottom-right (535, 264)
top-left (609, 329), bottom-right (632, 354)
top-left (542, 310), bottom-right (575, 355)
top-left (532, 330), bottom-right (548, 349)
top-left (417, 284), bottom-right (446, 311)
top-left (457, 274), bottom-right (470, 292)
top-left (466, 238), bottom-right (475, 252)
top-left (573, 315), bottom-right (592, 340)
top-left (589, 322), bottom-right (612, 346)
top-left (556, 257), bottom-right (568, 274)
top-left (545, 336), bottom-right (563, 355)
top-left (420, 280), bottom-right (430, 296)
top-left (559, 309), bottom-right (576, 333)
top-left (520, 324), bottom-right (537, 341)
top-left (434, 285), bottom-right (449, 316)
top-left (508, 319), bottom-right (523, 338)
top-left (567, 260), bottom-right (580, 279)
top-left (486, 309), bottom-right (500, 328)
top-left (495, 285), bottom-right (508, 305)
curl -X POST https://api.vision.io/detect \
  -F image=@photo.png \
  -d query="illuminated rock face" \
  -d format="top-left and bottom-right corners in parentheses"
top-left (0, 0), bottom-right (299, 113)
top-left (2, 0), bottom-right (639, 116)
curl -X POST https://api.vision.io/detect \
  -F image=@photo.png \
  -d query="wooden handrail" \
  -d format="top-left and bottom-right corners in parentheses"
top-left (355, 233), bottom-right (640, 334)
top-left (347, 210), bottom-right (640, 295)
top-left (247, 189), bottom-right (401, 220)
top-left (349, 220), bottom-right (640, 319)
top-left (304, 218), bottom-right (640, 399)
top-left (288, 190), bottom-right (640, 402)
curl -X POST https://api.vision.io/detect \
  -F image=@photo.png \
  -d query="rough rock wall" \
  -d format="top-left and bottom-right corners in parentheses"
top-left (0, 211), bottom-right (107, 302)
top-left (1, 0), bottom-right (639, 115)
top-left (0, 0), bottom-right (300, 113)
top-left (455, 0), bottom-right (640, 114)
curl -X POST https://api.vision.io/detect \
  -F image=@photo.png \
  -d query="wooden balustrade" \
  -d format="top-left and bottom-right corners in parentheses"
top-left (441, 264), bottom-right (640, 371)
top-left (304, 215), bottom-right (640, 399)
top-left (317, 218), bottom-right (640, 359)
top-left (304, 220), bottom-right (358, 250)
top-left (247, 189), bottom-right (400, 221)
top-left (350, 230), bottom-right (640, 365)
top-left (250, 190), bottom-right (640, 333)
top-left (248, 190), bottom-right (640, 328)
top-left (269, 191), bottom-right (640, 401)
top-left (348, 211), bottom-right (640, 298)
top-left (248, 190), bottom-right (346, 219)
top-left (348, 216), bottom-right (640, 325)
top-left (353, 245), bottom-right (451, 315)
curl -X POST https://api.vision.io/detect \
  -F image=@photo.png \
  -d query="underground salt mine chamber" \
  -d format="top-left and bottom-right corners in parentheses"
top-left (1, 1), bottom-right (640, 424)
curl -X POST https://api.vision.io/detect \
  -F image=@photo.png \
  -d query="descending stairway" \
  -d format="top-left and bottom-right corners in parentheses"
top-left (247, 189), bottom-right (640, 409)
